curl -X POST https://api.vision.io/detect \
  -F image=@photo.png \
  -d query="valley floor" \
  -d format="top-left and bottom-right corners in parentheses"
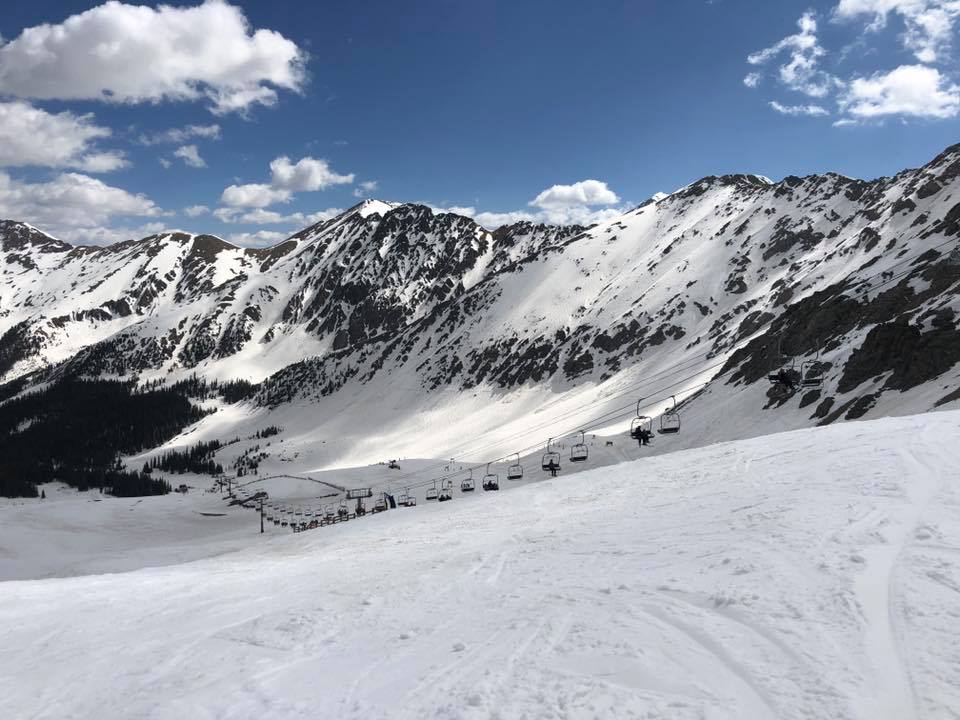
top-left (1, 412), bottom-right (959, 719)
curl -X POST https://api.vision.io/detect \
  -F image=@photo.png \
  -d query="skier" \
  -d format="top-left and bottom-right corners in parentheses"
top-left (776, 368), bottom-right (796, 392)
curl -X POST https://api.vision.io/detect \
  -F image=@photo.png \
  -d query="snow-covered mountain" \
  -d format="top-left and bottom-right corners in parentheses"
top-left (2, 144), bottom-right (960, 473)
top-left (0, 201), bottom-right (583, 383)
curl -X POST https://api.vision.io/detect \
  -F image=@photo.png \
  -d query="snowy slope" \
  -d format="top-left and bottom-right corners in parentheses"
top-left (1, 411), bottom-right (959, 718)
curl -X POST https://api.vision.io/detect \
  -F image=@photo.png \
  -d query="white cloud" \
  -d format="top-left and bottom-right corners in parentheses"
top-left (225, 229), bottom-right (289, 247)
top-left (431, 180), bottom-right (625, 230)
top-left (0, 101), bottom-right (127, 172)
top-left (840, 64), bottom-right (960, 117)
top-left (835, 0), bottom-right (960, 63)
top-left (74, 151), bottom-right (129, 173)
top-left (184, 205), bottom-right (210, 217)
top-left (0, 171), bottom-right (162, 241)
top-left (139, 124), bottom-right (221, 145)
top-left (353, 180), bottom-right (379, 198)
top-left (159, 158), bottom-right (172, 169)
top-left (220, 156), bottom-right (353, 208)
top-left (743, 72), bottom-right (762, 88)
top-left (64, 222), bottom-right (171, 245)
top-left (213, 206), bottom-right (342, 225)
top-left (0, 0), bottom-right (306, 115)
top-left (747, 11), bottom-right (838, 97)
top-left (220, 183), bottom-right (290, 208)
top-left (530, 179), bottom-right (620, 210)
top-left (769, 101), bottom-right (831, 116)
top-left (174, 145), bottom-right (206, 168)
top-left (269, 157), bottom-right (354, 192)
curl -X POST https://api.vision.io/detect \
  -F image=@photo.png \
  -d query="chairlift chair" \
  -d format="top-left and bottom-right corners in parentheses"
top-left (324, 504), bottom-right (335, 520)
top-left (439, 479), bottom-right (453, 502)
top-left (570, 430), bottom-right (588, 462)
top-left (461, 470), bottom-right (476, 492)
top-left (658, 395), bottom-right (681, 435)
top-left (482, 462), bottom-right (500, 491)
top-left (374, 494), bottom-right (387, 512)
top-left (541, 438), bottom-right (561, 473)
top-left (630, 399), bottom-right (654, 445)
top-left (337, 500), bottom-right (348, 517)
top-left (426, 482), bottom-right (439, 501)
top-left (800, 359), bottom-right (825, 388)
top-left (507, 453), bottom-right (523, 481)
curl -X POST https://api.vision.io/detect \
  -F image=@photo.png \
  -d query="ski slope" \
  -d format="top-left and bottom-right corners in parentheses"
top-left (1, 411), bottom-right (959, 719)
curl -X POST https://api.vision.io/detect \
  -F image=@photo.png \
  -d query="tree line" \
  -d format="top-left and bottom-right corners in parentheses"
top-left (0, 378), bottom-right (208, 497)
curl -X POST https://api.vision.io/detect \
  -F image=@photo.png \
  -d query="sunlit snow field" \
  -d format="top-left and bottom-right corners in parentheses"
top-left (1, 412), bottom-right (959, 719)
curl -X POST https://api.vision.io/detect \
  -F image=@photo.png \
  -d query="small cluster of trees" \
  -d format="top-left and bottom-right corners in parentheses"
top-left (135, 374), bottom-right (258, 403)
top-left (144, 440), bottom-right (223, 476)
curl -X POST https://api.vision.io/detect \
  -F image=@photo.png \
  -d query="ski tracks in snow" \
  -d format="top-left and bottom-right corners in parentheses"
top-left (849, 426), bottom-right (942, 720)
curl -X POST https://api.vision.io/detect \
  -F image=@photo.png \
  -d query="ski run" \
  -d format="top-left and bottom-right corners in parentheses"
top-left (2, 410), bottom-right (959, 719)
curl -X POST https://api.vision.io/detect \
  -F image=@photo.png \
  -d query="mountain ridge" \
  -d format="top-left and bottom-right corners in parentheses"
top-left (2, 142), bottom-right (960, 484)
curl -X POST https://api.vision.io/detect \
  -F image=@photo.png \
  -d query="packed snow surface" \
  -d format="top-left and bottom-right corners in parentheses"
top-left (1, 412), bottom-right (959, 719)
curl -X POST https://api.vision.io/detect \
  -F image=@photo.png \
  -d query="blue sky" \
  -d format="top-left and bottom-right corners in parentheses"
top-left (0, 0), bottom-right (958, 245)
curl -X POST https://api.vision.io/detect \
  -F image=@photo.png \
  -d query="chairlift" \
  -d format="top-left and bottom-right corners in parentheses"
top-left (800, 359), bottom-right (825, 388)
top-left (570, 430), bottom-right (588, 462)
top-left (439, 479), bottom-right (453, 502)
top-left (461, 469), bottom-right (476, 493)
top-left (426, 481), bottom-right (439, 501)
top-left (324, 504), bottom-right (336, 520)
top-left (337, 500), bottom-right (349, 517)
top-left (658, 395), bottom-right (681, 435)
top-left (507, 452), bottom-right (523, 481)
top-left (630, 400), bottom-right (654, 446)
top-left (482, 462), bottom-right (500, 491)
top-left (374, 494), bottom-right (387, 512)
top-left (541, 438), bottom-right (561, 474)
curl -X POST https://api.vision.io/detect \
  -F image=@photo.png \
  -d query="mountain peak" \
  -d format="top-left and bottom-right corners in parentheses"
top-left (350, 199), bottom-right (403, 219)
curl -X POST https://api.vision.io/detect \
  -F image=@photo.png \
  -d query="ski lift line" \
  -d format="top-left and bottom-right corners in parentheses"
top-left (382, 350), bottom-right (716, 481)
top-left (851, 235), bottom-right (959, 297)
top-left (371, 350), bottom-right (725, 488)
top-left (385, 388), bottom-right (704, 496)
top-left (368, 364), bottom-right (725, 496)
top-left (372, 372), bottom-right (719, 493)
top-left (367, 362), bottom-right (726, 496)
top-left (865, 235), bottom-right (958, 283)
